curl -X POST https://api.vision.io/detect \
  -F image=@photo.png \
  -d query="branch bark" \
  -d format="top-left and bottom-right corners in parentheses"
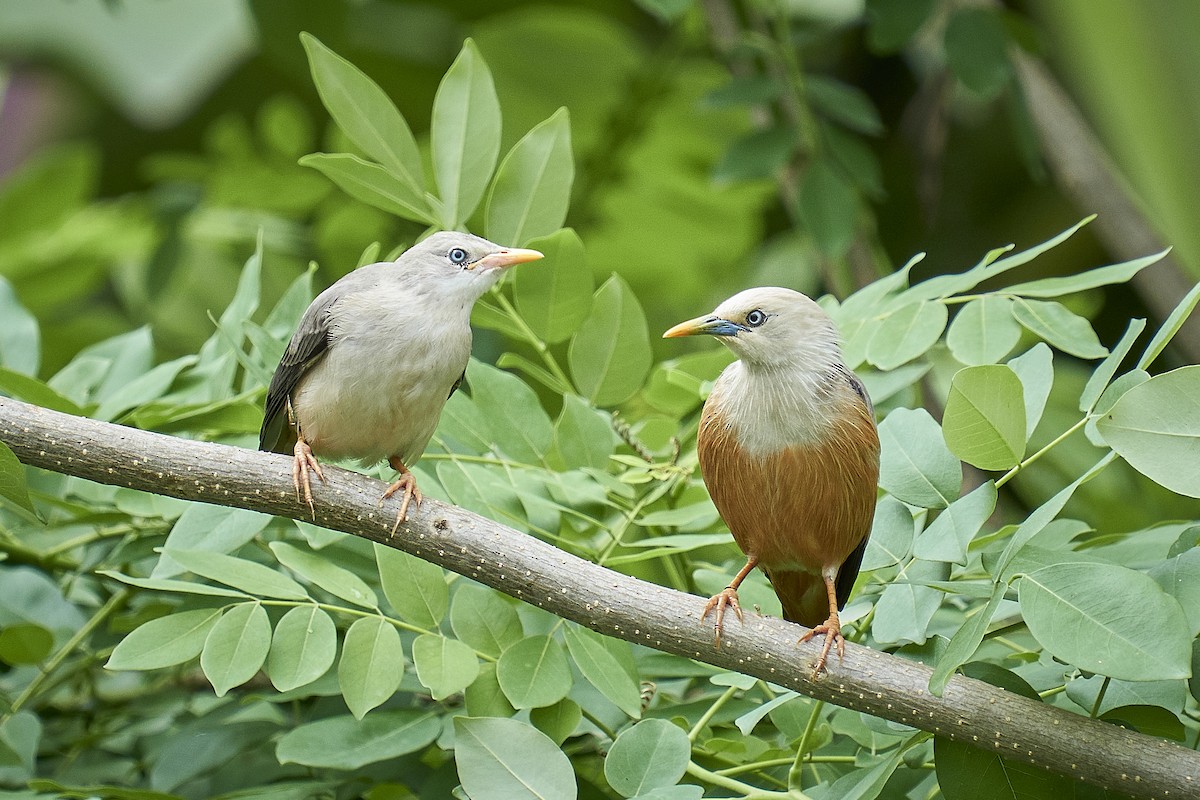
top-left (1, 396), bottom-right (1196, 799)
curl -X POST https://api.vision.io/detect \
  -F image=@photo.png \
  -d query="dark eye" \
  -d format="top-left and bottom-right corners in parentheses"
top-left (745, 309), bottom-right (767, 327)
top-left (448, 247), bottom-right (469, 265)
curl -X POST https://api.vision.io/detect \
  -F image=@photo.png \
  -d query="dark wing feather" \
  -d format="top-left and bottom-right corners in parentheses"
top-left (259, 289), bottom-right (340, 453)
top-left (834, 533), bottom-right (869, 610)
top-left (448, 369), bottom-right (465, 400)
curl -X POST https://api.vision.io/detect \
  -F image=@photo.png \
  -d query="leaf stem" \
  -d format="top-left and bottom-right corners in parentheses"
top-left (995, 416), bottom-right (1090, 489)
top-left (689, 684), bottom-right (740, 742)
top-left (788, 699), bottom-right (826, 788)
top-left (686, 760), bottom-right (807, 799)
top-left (1090, 676), bottom-right (1111, 718)
top-left (490, 288), bottom-right (573, 390)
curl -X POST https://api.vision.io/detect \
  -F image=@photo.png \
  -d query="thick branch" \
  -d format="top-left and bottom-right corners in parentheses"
top-left (0, 397), bottom-right (1195, 799)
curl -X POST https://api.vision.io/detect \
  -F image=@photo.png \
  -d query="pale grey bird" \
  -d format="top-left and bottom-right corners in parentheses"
top-left (259, 231), bottom-right (543, 529)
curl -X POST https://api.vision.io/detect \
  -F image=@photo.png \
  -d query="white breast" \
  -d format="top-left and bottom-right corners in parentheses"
top-left (711, 361), bottom-right (843, 457)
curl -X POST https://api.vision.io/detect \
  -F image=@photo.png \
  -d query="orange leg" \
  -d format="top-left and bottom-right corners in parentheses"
top-left (798, 572), bottom-right (844, 677)
top-left (701, 556), bottom-right (759, 647)
top-left (381, 456), bottom-right (423, 535)
top-left (292, 437), bottom-right (327, 518)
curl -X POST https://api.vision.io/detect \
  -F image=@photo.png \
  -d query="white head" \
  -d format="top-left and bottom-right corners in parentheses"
top-left (663, 287), bottom-right (844, 374)
top-left (394, 231), bottom-right (543, 305)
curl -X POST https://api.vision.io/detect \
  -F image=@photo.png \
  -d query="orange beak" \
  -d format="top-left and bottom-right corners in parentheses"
top-left (474, 248), bottom-right (544, 271)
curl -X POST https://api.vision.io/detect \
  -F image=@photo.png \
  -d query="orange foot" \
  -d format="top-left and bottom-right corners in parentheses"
top-left (381, 467), bottom-right (422, 536)
top-left (701, 587), bottom-right (744, 647)
top-left (799, 612), bottom-right (844, 678)
top-left (292, 439), bottom-right (327, 518)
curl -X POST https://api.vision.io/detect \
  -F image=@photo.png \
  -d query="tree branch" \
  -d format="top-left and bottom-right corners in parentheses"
top-left (1, 396), bottom-right (1196, 799)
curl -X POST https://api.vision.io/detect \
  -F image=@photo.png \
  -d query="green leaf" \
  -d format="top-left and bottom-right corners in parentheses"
top-left (867, 0), bottom-right (936, 53)
top-left (0, 367), bottom-right (83, 415)
top-left (552, 394), bottom-right (617, 470)
top-left (530, 698), bottom-right (583, 746)
top-left (466, 359), bottom-right (554, 463)
top-left (0, 276), bottom-right (40, 375)
top-left (0, 623), bottom-right (53, 665)
top-left (1007, 343), bottom-right (1054, 440)
top-left (454, 716), bottom-right (577, 800)
top-left (338, 616), bottom-right (405, 719)
top-left (0, 440), bottom-right (36, 516)
top-left (806, 76), bottom-right (883, 136)
top-left (604, 719), bottom-right (691, 798)
top-left (872, 559), bottom-right (948, 645)
top-left (465, 662), bottom-right (516, 718)
top-left (300, 154), bottom-right (434, 224)
top-left (1139, 279), bottom-right (1200, 369)
top-left (944, 8), bottom-right (1011, 98)
top-left (935, 732), bottom-right (1070, 800)
top-left (513, 228), bottom-right (593, 344)
top-left (486, 108), bottom-right (573, 246)
top-left (376, 543), bottom-right (448, 628)
top-left (153, 505), bottom-right (272, 578)
top-left (563, 624), bottom-right (643, 718)
top-left (266, 605), bottom-right (337, 691)
top-left (867, 300), bottom-right (949, 370)
top-left (1100, 705), bottom-right (1186, 741)
top-left (497, 635), bottom-right (572, 709)
top-left (437, 460), bottom-right (524, 523)
top-left (821, 743), bottom-right (908, 800)
top-left (160, 549), bottom-right (309, 600)
top-left (1005, 250), bottom-right (1168, 298)
top-left (634, 0), bottom-right (695, 23)
top-left (277, 710), bottom-right (439, 769)
top-left (1011, 298), bottom-right (1107, 359)
top-left (878, 408), bottom-right (962, 509)
top-left (1019, 562), bottom-right (1192, 681)
top-left (450, 583), bottom-right (524, 658)
top-left (1081, 318), bottom-right (1146, 413)
top-left (946, 296), bottom-right (1020, 365)
top-left (913, 482), bottom-right (997, 564)
top-left (269, 541), bottom-right (378, 609)
top-left (860, 496), bottom-right (915, 571)
top-left (412, 634), bottom-right (478, 700)
top-left (1096, 366), bottom-right (1200, 497)
top-left (299, 34), bottom-right (424, 194)
top-left (711, 126), bottom-right (795, 184)
top-left (98, 571), bottom-right (251, 599)
top-left (569, 275), bottom-right (652, 406)
top-left (431, 39), bottom-right (501, 226)
top-left (799, 159), bottom-right (858, 258)
top-left (1148, 548), bottom-right (1200, 636)
top-left (927, 583), bottom-right (1006, 696)
top-left (106, 609), bottom-right (221, 671)
top-left (942, 365), bottom-right (1026, 470)
top-left (200, 602), bottom-right (270, 697)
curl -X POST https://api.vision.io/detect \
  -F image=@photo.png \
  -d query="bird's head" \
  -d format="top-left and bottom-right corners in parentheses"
top-left (663, 287), bottom-right (842, 370)
top-left (400, 231), bottom-right (543, 301)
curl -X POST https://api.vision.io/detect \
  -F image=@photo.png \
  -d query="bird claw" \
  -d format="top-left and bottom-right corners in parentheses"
top-left (292, 441), bottom-right (327, 519)
top-left (381, 473), bottom-right (422, 536)
top-left (701, 587), bottom-right (744, 648)
top-left (799, 613), bottom-right (844, 678)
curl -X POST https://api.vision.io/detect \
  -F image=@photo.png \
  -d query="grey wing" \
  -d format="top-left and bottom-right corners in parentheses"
top-left (259, 288), bottom-right (340, 453)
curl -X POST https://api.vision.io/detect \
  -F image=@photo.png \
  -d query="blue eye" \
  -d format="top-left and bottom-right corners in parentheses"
top-left (746, 309), bottom-right (767, 327)
top-left (448, 247), bottom-right (469, 265)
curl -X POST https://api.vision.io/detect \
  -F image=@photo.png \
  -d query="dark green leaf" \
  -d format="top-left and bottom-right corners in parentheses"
top-left (465, 661), bottom-right (516, 718)
top-left (0, 367), bottom-right (84, 415)
top-left (944, 8), bottom-right (1012, 97)
top-left (1148, 548), bottom-right (1200, 636)
top-left (711, 126), bottom-right (795, 184)
top-left (807, 76), bottom-right (884, 136)
top-left (0, 440), bottom-right (37, 515)
top-left (0, 623), bottom-right (53, 665)
top-left (935, 733), bottom-right (1069, 800)
top-left (867, 0), bottom-right (936, 53)
top-left (530, 698), bottom-right (582, 746)
top-left (799, 159), bottom-right (858, 258)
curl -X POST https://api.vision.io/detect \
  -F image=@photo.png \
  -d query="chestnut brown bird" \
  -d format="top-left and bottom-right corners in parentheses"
top-left (260, 232), bottom-right (543, 529)
top-left (664, 287), bottom-right (879, 675)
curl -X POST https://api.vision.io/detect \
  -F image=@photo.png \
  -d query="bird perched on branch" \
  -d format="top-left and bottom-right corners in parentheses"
top-left (260, 232), bottom-right (543, 530)
top-left (664, 288), bottom-right (879, 676)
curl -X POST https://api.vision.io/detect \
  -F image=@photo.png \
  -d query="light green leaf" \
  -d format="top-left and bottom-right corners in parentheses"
top-left (552, 394), bottom-right (617, 470)
top-left (878, 408), bottom-right (962, 509)
top-left (201, 602), bottom-right (270, 697)
top-left (437, 460), bottom-right (524, 524)
top-left (0, 367), bottom-right (85, 415)
top-left (530, 698), bottom-right (583, 746)
top-left (867, 300), bottom-right (948, 370)
top-left (0, 277), bottom-right (39, 375)
top-left (435, 391), bottom-right (495, 454)
top-left (928, 583), bottom-right (1006, 696)
top-left (486, 107), bottom-right (573, 246)
top-left (860, 496), bottom-right (915, 571)
top-left (465, 662), bottom-right (516, 718)
top-left (569, 275), bottom-right (652, 406)
top-left (872, 559), bottom-right (948, 645)
top-left (98, 571), bottom-right (251, 599)
top-left (412, 634), bottom-right (479, 700)
top-left (913, 482), bottom-right (997, 564)
top-left (450, 582), bottom-right (524, 658)
top-left (1139, 279), bottom-right (1200, 369)
top-left (1007, 343), bottom-right (1053, 440)
top-left (300, 153), bottom-right (434, 224)
top-left (375, 543), bottom-right (448, 628)
top-left (604, 719), bottom-right (691, 798)
top-left (497, 635), bottom-right (572, 709)
top-left (513, 228), bottom-right (593, 344)
top-left (563, 624), bottom-right (642, 719)
top-left (454, 717), bottom-right (577, 800)
top-left (1081, 318), bottom-right (1146, 413)
top-left (0, 440), bottom-right (36, 516)
top-left (821, 743), bottom-right (908, 800)
top-left (1006, 250), bottom-right (1167, 298)
top-left (106, 609), bottom-right (221, 671)
top-left (277, 710), bottom-right (439, 769)
top-left (466, 359), bottom-right (554, 463)
top-left (1149, 549), bottom-right (1200, 636)
top-left (153, 505), bottom-right (273, 578)
top-left (431, 39), bottom-right (501, 226)
top-left (269, 541), bottom-right (378, 609)
top-left (299, 34), bottom-right (424, 193)
top-left (267, 605), bottom-right (337, 691)
top-left (1096, 366), bottom-right (1200, 497)
top-left (1011, 298), bottom-right (1107, 359)
top-left (945, 296), bottom-right (1020, 365)
top-left (338, 616), bottom-right (405, 719)
top-left (1019, 562), bottom-right (1192, 681)
top-left (160, 549), bottom-right (309, 601)
top-left (942, 365), bottom-right (1026, 470)
top-left (799, 159), bottom-right (858, 258)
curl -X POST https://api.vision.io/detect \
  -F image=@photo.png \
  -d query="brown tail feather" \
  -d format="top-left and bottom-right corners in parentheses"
top-left (766, 570), bottom-right (829, 627)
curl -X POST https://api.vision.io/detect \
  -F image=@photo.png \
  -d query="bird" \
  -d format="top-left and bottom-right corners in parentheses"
top-left (664, 287), bottom-right (879, 676)
top-left (259, 231), bottom-right (543, 531)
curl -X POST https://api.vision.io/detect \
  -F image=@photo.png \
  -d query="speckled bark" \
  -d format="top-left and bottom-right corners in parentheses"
top-left (0, 397), bottom-right (1195, 799)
